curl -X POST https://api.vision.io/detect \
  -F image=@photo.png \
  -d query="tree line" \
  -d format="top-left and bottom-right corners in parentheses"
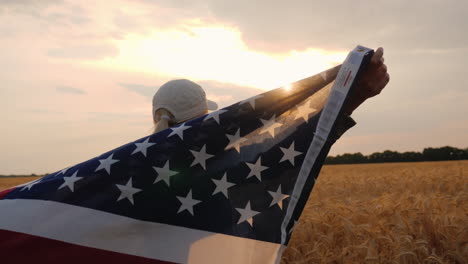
top-left (325, 146), bottom-right (468, 164)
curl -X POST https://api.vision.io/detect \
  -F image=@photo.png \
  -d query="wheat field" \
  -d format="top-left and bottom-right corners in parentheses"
top-left (0, 176), bottom-right (41, 192)
top-left (282, 161), bottom-right (468, 264)
top-left (1, 161), bottom-right (467, 263)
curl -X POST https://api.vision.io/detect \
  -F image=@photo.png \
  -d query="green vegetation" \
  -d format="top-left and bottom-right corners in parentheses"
top-left (326, 146), bottom-right (468, 164)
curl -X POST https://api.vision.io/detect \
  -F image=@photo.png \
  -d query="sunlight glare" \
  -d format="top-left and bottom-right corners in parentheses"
top-left (283, 84), bottom-right (293, 91)
top-left (93, 23), bottom-right (347, 90)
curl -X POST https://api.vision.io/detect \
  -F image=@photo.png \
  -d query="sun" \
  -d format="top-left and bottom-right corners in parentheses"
top-left (283, 84), bottom-right (293, 91)
top-left (91, 22), bottom-right (347, 90)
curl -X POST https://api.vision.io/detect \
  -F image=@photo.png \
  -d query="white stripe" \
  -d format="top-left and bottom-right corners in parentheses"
top-left (0, 199), bottom-right (282, 264)
top-left (280, 46), bottom-right (372, 244)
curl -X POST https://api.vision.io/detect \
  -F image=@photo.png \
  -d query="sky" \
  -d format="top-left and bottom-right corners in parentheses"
top-left (1, 0), bottom-right (467, 174)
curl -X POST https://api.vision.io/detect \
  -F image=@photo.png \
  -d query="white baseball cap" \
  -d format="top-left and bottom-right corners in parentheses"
top-left (152, 79), bottom-right (218, 123)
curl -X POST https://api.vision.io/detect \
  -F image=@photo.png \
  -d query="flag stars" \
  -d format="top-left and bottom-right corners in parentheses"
top-left (212, 173), bottom-right (235, 198)
top-left (245, 156), bottom-right (268, 181)
top-left (203, 109), bottom-right (227, 124)
top-left (225, 129), bottom-right (248, 153)
top-left (95, 153), bottom-right (119, 174)
top-left (279, 141), bottom-right (303, 166)
top-left (239, 94), bottom-right (264, 109)
top-left (236, 201), bottom-right (260, 226)
top-left (268, 185), bottom-right (289, 210)
top-left (176, 190), bottom-right (201, 216)
top-left (168, 123), bottom-right (191, 140)
top-left (190, 145), bottom-right (214, 170)
top-left (20, 178), bottom-right (41, 191)
top-left (294, 101), bottom-right (317, 122)
top-left (153, 161), bottom-right (177, 186)
top-left (115, 178), bottom-right (142, 205)
top-left (58, 171), bottom-right (82, 192)
top-left (54, 166), bottom-right (70, 177)
top-left (320, 70), bottom-right (328, 81)
top-left (132, 137), bottom-right (156, 157)
top-left (259, 115), bottom-right (282, 138)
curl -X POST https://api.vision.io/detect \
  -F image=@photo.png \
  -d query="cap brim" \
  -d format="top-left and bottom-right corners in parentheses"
top-left (207, 99), bottom-right (218, 110)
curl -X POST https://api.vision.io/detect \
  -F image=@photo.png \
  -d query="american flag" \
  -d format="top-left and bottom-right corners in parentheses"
top-left (0, 46), bottom-right (373, 264)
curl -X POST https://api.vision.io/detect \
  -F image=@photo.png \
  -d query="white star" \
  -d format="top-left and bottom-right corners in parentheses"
top-left (190, 145), bottom-right (214, 170)
top-left (203, 109), bottom-right (228, 124)
top-left (225, 129), bottom-right (248, 153)
top-left (115, 178), bottom-right (142, 205)
top-left (58, 171), bottom-right (82, 192)
top-left (293, 101), bottom-right (318, 122)
top-left (268, 185), bottom-right (290, 210)
top-left (320, 70), bottom-right (327, 81)
top-left (95, 153), bottom-right (119, 174)
top-left (236, 201), bottom-right (260, 226)
top-left (239, 94), bottom-right (264, 109)
top-left (153, 161), bottom-right (178, 186)
top-left (259, 115), bottom-right (282, 138)
top-left (212, 173), bottom-right (235, 198)
top-left (245, 156), bottom-right (268, 181)
top-left (131, 137), bottom-right (156, 157)
top-left (168, 123), bottom-right (191, 140)
top-left (176, 190), bottom-right (201, 215)
top-left (55, 166), bottom-right (70, 176)
top-left (279, 142), bottom-right (303, 166)
top-left (20, 178), bottom-right (41, 191)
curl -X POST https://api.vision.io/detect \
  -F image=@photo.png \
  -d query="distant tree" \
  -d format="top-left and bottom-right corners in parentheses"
top-left (368, 151), bottom-right (401, 163)
top-left (325, 146), bottom-right (467, 164)
top-left (400, 151), bottom-right (424, 162)
top-left (423, 146), bottom-right (466, 161)
top-left (326, 152), bottom-right (368, 164)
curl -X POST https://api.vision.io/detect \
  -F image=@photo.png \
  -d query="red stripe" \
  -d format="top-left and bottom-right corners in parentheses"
top-left (0, 188), bottom-right (14, 199)
top-left (0, 229), bottom-right (177, 264)
top-left (343, 71), bottom-right (352, 86)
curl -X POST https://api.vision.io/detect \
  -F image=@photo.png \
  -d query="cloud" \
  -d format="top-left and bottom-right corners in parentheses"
top-left (120, 80), bottom-right (263, 107)
top-left (148, 0), bottom-right (468, 53)
top-left (5, 1), bottom-right (467, 56)
top-left (56, 85), bottom-right (86, 95)
top-left (86, 111), bottom-right (145, 123)
top-left (21, 108), bottom-right (64, 115)
top-left (0, 0), bottom-right (63, 10)
top-left (47, 44), bottom-right (119, 59)
top-left (119, 83), bottom-right (158, 98)
top-left (197, 80), bottom-right (263, 107)
top-left (0, 0), bottom-right (89, 26)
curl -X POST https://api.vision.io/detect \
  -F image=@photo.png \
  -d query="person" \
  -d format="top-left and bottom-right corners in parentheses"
top-left (152, 79), bottom-right (218, 133)
top-left (152, 47), bottom-right (389, 133)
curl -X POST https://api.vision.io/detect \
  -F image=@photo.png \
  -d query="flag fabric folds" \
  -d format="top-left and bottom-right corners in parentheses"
top-left (0, 46), bottom-right (373, 263)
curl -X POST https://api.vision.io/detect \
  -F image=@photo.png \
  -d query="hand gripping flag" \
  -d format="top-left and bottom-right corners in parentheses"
top-left (0, 46), bottom-right (373, 264)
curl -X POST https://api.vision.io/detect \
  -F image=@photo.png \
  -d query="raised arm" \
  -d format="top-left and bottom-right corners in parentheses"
top-left (343, 47), bottom-right (390, 116)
